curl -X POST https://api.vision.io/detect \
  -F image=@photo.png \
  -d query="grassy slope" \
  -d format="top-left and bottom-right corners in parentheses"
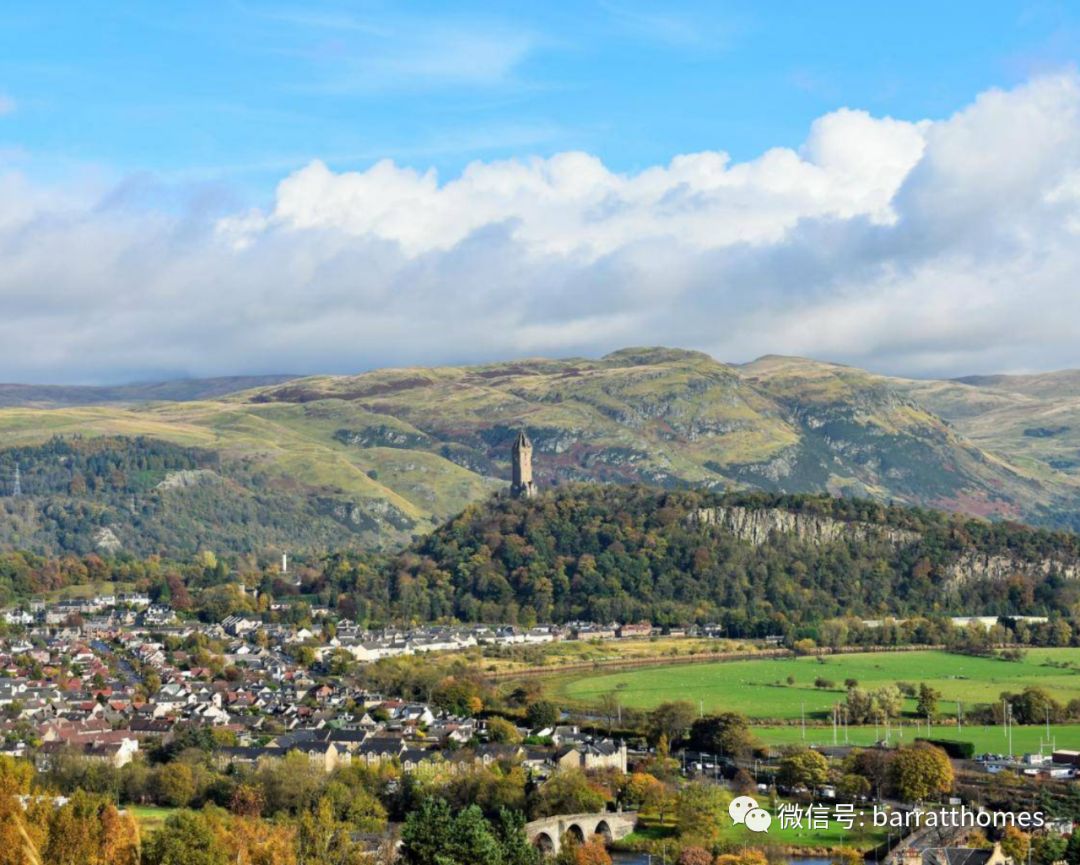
top-left (1, 348), bottom-right (1078, 552)
top-left (896, 370), bottom-right (1080, 493)
top-left (549, 649), bottom-right (1080, 720)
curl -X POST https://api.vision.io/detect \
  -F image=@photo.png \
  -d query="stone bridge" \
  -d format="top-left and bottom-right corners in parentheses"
top-left (524, 812), bottom-right (638, 857)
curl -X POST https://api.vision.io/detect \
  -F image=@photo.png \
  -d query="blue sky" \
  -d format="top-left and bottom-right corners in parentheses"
top-left (2, 1), bottom-right (1077, 194)
top-left (3, 3), bottom-right (1080, 383)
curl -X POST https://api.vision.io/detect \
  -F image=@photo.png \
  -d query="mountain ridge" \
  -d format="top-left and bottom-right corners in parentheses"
top-left (2, 347), bottom-right (1080, 555)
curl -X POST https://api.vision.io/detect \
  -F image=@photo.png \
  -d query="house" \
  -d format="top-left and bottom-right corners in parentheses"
top-left (291, 741), bottom-right (348, 773)
top-left (919, 845), bottom-right (1011, 865)
top-left (36, 737), bottom-right (139, 769)
top-left (356, 737), bottom-right (407, 767)
top-left (554, 740), bottom-right (627, 773)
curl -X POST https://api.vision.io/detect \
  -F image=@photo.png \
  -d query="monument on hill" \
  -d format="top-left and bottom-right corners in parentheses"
top-left (510, 430), bottom-right (537, 499)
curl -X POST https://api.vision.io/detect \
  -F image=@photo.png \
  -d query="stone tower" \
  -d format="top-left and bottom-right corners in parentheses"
top-left (510, 430), bottom-right (536, 499)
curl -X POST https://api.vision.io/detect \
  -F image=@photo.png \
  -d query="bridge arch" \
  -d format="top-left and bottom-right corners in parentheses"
top-left (534, 832), bottom-right (555, 855)
top-left (524, 811), bottom-right (637, 857)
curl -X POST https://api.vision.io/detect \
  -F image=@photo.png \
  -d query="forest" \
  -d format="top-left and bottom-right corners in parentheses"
top-left (5, 484), bottom-right (1080, 634)
top-left (363, 485), bottom-right (1080, 630)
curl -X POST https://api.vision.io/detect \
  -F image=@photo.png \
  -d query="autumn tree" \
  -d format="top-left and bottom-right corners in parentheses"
top-left (888, 744), bottom-right (953, 803)
top-left (530, 769), bottom-right (608, 818)
top-left (676, 781), bottom-right (729, 848)
top-left (1000, 827), bottom-right (1031, 865)
top-left (143, 810), bottom-right (228, 865)
top-left (778, 748), bottom-right (830, 792)
top-left (676, 847), bottom-right (712, 865)
top-left (487, 717), bottom-right (523, 744)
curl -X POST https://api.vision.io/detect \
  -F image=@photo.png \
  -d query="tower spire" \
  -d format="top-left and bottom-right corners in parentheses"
top-left (510, 429), bottom-right (536, 499)
top-left (11, 464), bottom-right (20, 497)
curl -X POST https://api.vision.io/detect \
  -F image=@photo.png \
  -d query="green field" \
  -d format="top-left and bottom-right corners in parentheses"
top-left (551, 649), bottom-right (1080, 720)
top-left (126, 805), bottom-right (176, 834)
top-left (754, 722), bottom-right (1080, 752)
top-left (627, 801), bottom-right (889, 852)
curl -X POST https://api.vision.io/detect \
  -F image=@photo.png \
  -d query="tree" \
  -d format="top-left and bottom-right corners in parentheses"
top-left (400, 799), bottom-right (504, 865)
top-left (98, 804), bottom-right (140, 865)
top-left (714, 851), bottom-right (768, 865)
top-left (837, 773), bottom-right (871, 801)
top-left (155, 761), bottom-right (197, 808)
top-left (525, 700), bottom-right (560, 730)
top-left (845, 748), bottom-right (890, 799)
top-left (228, 783), bottom-right (265, 817)
top-left (0, 756), bottom-right (33, 794)
top-left (487, 717), bottom-right (523, 744)
top-left (688, 712), bottom-right (758, 758)
top-left (296, 796), bottom-right (357, 865)
top-left (646, 701), bottom-right (697, 744)
top-left (874, 685), bottom-right (903, 721)
top-left (1062, 831), bottom-right (1080, 865)
top-left (571, 837), bottom-right (611, 865)
top-left (492, 808), bottom-right (541, 865)
top-left (888, 744), bottom-right (953, 803)
top-left (1033, 833), bottom-right (1068, 865)
top-left (1003, 686), bottom-right (1064, 725)
top-left (530, 769), bottom-right (607, 818)
top-left (214, 815), bottom-right (295, 865)
top-left (676, 782), bottom-right (729, 848)
top-left (778, 748), bottom-right (830, 791)
top-left (1000, 826), bottom-right (1031, 864)
top-left (832, 848), bottom-right (864, 865)
top-left (916, 683), bottom-right (941, 718)
top-left (620, 772), bottom-right (665, 811)
top-left (676, 848), bottom-right (712, 865)
top-left (143, 810), bottom-right (228, 865)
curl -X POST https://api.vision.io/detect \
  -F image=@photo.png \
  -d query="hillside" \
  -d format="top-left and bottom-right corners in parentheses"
top-left (2, 348), bottom-right (1080, 554)
top-left (0, 375), bottom-right (299, 407)
top-left (8, 485), bottom-right (1080, 632)
top-left (247, 485), bottom-right (1080, 629)
top-left (365, 485), bottom-right (1080, 626)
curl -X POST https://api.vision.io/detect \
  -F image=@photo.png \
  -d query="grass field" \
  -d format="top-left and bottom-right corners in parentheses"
top-left (126, 805), bottom-right (176, 834)
top-left (754, 722), bottom-right (1079, 752)
top-left (625, 801), bottom-right (889, 852)
top-left (549, 649), bottom-right (1080, 720)
top-left (482, 637), bottom-right (757, 675)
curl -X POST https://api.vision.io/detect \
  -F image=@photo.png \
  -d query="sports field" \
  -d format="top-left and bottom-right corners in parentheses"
top-left (754, 722), bottom-right (1080, 752)
top-left (549, 648), bottom-right (1080, 721)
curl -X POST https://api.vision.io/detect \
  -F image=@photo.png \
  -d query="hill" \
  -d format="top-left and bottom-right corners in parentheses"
top-left (3, 348), bottom-right (1080, 554)
top-left (366, 485), bottom-right (1080, 629)
top-left (0, 375), bottom-right (299, 407)
top-left (7, 485), bottom-right (1080, 633)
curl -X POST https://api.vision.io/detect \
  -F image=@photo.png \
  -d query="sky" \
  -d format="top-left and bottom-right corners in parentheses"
top-left (2, 1), bottom-right (1080, 383)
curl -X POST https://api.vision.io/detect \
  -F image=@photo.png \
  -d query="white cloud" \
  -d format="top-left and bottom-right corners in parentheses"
top-left (3, 74), bottom-right (1080, 382)
top-left (0, 94), bottom-right (14, 116)
top-left (220, 108), bottom-right (925, 258)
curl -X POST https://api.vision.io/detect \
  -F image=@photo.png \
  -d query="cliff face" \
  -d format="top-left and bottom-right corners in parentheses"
top-left (690, 505), bottom-right (921, 547)
top-left (691, 505), bottom-right (1080, 587)
top-left (943, 552), bottom-right (1080, 585)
